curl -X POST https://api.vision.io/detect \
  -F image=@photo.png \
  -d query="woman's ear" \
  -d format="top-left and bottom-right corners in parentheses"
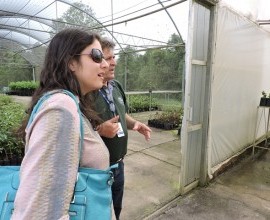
top-left (69, 59), bottom-right (77, 72)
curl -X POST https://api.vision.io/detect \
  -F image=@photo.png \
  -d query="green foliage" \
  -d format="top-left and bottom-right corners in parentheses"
top-left (0, 50), bottom-right (33, 87)
top-left (7, 81), bottom-right (39, 96)
top-left (9, 81), bottom-right (39, 91)
top-left (115, 46), bottom-right (143, 91)
top-left (52, 2), bottom-right (103, 35)
top-left (115, 34), bottom-right (185, 92)
top-left (150, 108), bottom-right (183, 128)
top-left (158, 103), bottom-right (182, 112)
top-left (128, 95), bottom-right (158, 112)
top-left (0, 95), bottom-right (12, 106)
top-left (127, 92), bottom-right (181, 114)
top-left (0, 94), bottom-right (25, 158)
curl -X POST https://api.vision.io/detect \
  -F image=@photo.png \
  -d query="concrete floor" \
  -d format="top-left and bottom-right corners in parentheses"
top-left (125, 111), bottom-right (270, 220)
top-left (122, 111), bottom-right (181, 220)
top-left (145, 150), bottom-right (270, 220)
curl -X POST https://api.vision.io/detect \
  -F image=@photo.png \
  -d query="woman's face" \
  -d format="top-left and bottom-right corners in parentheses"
top-left (69, 39), bottom-right (108, 94)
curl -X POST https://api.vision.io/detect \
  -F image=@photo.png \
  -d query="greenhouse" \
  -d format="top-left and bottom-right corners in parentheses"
top-left (0, 0), bottom-right (270, 219)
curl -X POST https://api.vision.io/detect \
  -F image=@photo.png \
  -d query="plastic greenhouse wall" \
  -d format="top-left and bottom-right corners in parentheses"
top-left (208, 4), bottom-right (270, 175)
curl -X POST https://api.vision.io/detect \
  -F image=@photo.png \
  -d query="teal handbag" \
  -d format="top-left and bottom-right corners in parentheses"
top-left (0, 90), bottom-right (116, 220)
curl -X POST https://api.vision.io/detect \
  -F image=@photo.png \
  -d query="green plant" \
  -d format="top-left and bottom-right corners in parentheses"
top-left (9, 81), bottom-right (39, 91)
top-left (128, 95), bottom-right (158, 112)
top-left (0, 94), bottom-right (12, 106)
top-left (159, 110), bottom-right (182, 125)
top-left (148, 108), bottom-right (183, 130)
top-left (7, 81), bottom-right (39, 96)
top-left (0, 94), bottom-right (26, 160)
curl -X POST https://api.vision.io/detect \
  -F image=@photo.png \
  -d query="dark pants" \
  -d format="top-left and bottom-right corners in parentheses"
top-left (111, 160), bottom-right (124, 220)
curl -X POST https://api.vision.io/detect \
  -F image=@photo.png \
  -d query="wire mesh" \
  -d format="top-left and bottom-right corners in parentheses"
top-left (0, 0), bottom-right (188, 90)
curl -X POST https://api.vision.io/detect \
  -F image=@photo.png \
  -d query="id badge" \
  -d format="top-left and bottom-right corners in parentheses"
top-left (117, 122), bottom-right (125, 137)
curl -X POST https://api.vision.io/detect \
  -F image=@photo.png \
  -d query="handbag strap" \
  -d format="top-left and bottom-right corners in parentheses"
top-left (26, 89), bottom-right (84, 163)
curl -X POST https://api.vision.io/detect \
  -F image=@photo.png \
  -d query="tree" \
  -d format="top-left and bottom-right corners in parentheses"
top-left (167, 33), bottom-right (185, 90)
top-left (115, 46), bottom-right (143, 91)
top-left (0, 50), bottom-right (32, 88)
top-left (52, 2), bottom-right (103, 35)
top-left (115, 33), bottom-right (185, 92)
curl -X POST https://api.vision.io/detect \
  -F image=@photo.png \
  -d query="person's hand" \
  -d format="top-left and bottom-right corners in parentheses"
top-left (97, 116), bottom-right (119, 138)
top-left (133, 121), bottom-right (152, 141)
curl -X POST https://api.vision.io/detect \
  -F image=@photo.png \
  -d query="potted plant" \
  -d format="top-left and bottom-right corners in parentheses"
top-left (260, 91), bottom-right (268, 106)
top-left (148, 110), bottom-right (182, 130)
top-left (267, 93), bottom-right (270, 107)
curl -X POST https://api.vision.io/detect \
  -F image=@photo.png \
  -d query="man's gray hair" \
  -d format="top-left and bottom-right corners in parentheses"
top-left (100, 37), bottom-right (115, 50)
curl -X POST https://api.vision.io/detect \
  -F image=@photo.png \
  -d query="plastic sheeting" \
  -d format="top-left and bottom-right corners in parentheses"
top-left (208, 4), bottom-right (270, 173)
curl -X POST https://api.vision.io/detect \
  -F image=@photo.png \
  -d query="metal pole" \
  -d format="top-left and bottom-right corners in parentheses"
top-left (111, 0), bottom-right (114, 35)
top-left (124, 54), bottom-right (127, 91)
top-left (32, 66), bottom-right (35, 81)
top-left (157, 0), bottom-right (184, 43)
top-left (149, 90), bottom-right (152, 111)
top-left (56, 1), bottom-right (58, 32)
top-left (181, 56), bottom-right (185, 106)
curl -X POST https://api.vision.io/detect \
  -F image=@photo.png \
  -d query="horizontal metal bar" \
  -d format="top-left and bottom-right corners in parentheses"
top-left (191, 59), bottom-right (207, 66)
top-left (126, 90), bottom-right (182, 95)
top-left (187, 123), bottom-right (202, 132)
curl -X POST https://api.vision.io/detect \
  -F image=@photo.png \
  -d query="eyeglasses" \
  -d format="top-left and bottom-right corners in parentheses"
top-left (75, 48), bottom-right (104, 63)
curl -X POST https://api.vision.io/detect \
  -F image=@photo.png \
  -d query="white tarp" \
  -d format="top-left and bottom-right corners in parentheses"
top-left (208, 4), bottom-right (270, 173)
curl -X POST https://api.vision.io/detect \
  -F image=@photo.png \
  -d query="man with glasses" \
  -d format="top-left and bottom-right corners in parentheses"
top-left (93, 38), bottom-right (152, 220)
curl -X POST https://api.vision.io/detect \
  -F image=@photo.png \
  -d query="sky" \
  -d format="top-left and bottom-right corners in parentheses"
top-left (76, 0), bottom-right (270, 47)
top-left (81, 0), bottom-right (189, 44)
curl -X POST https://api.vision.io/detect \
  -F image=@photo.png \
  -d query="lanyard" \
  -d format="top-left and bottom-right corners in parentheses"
top-left (99, 84), bottom-right (116, 116)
